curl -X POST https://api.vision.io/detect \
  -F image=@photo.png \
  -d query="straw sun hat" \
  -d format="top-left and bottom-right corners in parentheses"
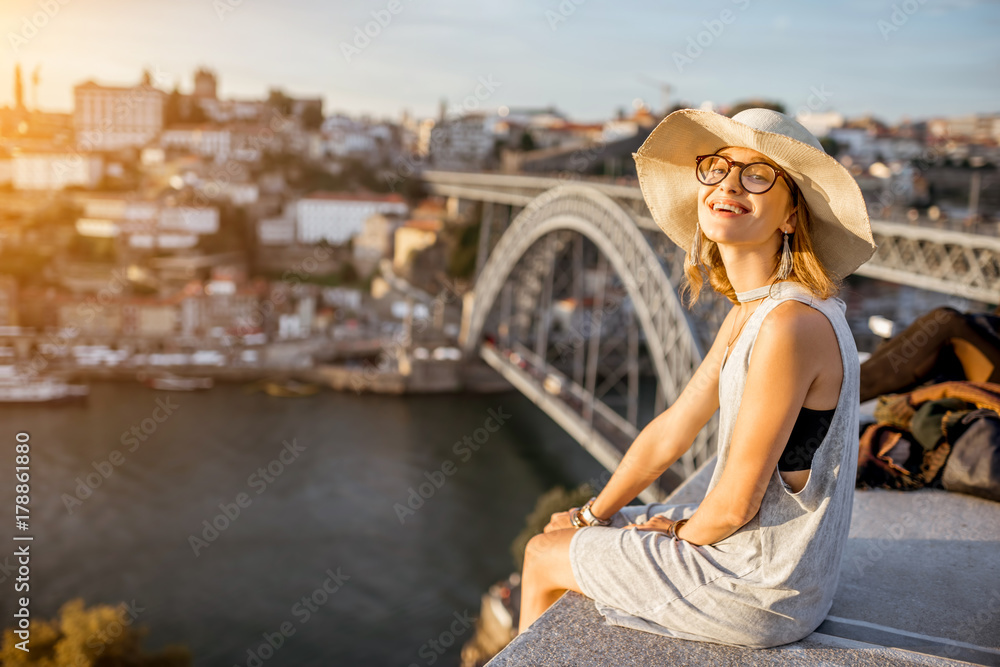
top-left (633, 108), bottom-right (877, 281)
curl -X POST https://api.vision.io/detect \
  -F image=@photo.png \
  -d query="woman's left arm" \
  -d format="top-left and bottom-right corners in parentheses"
top-left (663, 303), bottom-right (826, 546)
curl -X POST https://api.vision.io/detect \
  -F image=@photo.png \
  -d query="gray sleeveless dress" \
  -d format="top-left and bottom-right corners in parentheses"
top-left (568, 280), bottom-right (861, 648)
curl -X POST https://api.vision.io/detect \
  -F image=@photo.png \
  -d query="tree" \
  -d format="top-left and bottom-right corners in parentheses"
top-left (447, 222), bottom-right (480, 279)
top-left (519, 131), bottom-right (536, 152)
top-left (0, 598), bottom-right (191, 666)
top-left (819, 136), bottom-right (842, 157)
top-left (340, 261), bottom-right (359, 285)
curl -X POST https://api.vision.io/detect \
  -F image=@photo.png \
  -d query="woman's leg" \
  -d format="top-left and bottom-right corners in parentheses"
top-left (860, 307), bottom-right (965, 402)
top-left (518, 528), bottom-right (582, 634)
top-left (951, 337), bottom-right (998, 382)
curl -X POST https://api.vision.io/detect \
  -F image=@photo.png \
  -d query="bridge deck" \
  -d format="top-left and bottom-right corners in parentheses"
top-left (488, 402), bottom-right (1000, 666)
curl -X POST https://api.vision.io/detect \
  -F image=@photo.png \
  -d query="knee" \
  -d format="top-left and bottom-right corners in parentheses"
top-left (931, 307), bottom-right (964, 332)
top-left (524, 533), bottom-right (550, 569)
top-left (524, 531), bottom-right (565, 573)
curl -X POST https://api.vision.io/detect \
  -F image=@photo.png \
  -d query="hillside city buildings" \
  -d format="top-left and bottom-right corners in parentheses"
top-left (0, 64), bottom-right (996, 383)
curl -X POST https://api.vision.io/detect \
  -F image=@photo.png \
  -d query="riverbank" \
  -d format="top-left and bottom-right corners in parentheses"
top-left (47, 355), bottom-right (513, 395)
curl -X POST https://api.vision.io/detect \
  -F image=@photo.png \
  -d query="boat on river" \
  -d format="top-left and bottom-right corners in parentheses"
top-left (245, 378), bottom-right (321, 397)
top-left (0, 366), bottom-right (89, 404)
top-left (144, 373), bottom-right (214, 391)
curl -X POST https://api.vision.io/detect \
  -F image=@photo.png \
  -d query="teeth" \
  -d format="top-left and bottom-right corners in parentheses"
top-left (712, 202), bottom-right (747, 214)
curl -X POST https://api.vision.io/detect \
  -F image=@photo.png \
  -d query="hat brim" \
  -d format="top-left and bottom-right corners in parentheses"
top-left (633, 109), bottom-right (877, 282)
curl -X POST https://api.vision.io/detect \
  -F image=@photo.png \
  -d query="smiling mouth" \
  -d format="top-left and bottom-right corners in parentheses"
top-left (709, 201), bottom-right (750, 215)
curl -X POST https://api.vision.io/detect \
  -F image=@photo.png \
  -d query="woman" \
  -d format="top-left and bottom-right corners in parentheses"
top-left (517, 108), bottom-right (878, 648)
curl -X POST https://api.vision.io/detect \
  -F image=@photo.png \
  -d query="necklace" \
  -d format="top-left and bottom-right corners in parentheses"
top-left (726, 304), bottom-right (753, 351)
top-left (735, 283), bottom-right (773, 303)
top-left (724, 282), bottom-right (793, 368)
top-left (725, 283), bottom-right (774, 362)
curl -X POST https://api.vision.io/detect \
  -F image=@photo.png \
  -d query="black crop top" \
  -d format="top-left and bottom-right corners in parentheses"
top-left (777, 406), bottom-right (836, 472)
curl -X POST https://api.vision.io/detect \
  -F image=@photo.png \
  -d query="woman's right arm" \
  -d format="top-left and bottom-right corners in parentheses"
top-left (586, 306), bottom-right (735, 521)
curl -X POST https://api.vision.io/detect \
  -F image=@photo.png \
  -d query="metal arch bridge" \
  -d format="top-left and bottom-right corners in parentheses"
top-left (423, 170), bottom-right (1000, 502)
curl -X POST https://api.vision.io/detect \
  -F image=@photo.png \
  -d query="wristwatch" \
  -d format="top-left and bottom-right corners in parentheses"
top-left (572, 497), bottom-right (612, 527)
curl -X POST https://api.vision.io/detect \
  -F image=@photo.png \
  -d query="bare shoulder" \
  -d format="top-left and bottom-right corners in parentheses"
top-left (757, 299), bottom-right (843, 407)
top-left (761, 299), bottom-right (834, 340)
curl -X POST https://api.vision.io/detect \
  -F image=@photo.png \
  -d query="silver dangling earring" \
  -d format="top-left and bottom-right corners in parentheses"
top-left (690, 223), bottom-right (704, 269)
top-left (776, 231), bottom-right (793, 279)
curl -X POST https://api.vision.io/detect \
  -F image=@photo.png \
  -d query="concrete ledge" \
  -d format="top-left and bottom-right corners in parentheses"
top-left (491, 592), bottom-right (966, 667)
top-left (491, 453), bottom-right (1000, 666)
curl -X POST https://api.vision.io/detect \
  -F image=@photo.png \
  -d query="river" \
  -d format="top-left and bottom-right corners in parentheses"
top-left (0, 383), bottom-right (606, 666)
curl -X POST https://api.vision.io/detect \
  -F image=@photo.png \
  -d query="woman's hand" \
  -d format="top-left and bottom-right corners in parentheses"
top-left (623, 516), bottom-right (676, 534)
top-left (543, 509), bottom-right (577, 533)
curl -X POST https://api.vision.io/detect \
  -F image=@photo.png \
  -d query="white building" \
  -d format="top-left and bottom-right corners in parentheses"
top-left (129, 233), bottom-right (199, 249)
top-left (429, 113), bottom-right (504, 170)
top-left (828, 127), bottom-right (876, 161)
top-left (928, 113), bottom-right (1000, 144)
top-left (795, 111), bottom-right (844, 139)
top-left (160, 126), bottom-right (232, 157)
top-left (197, 98), bottom-right (265, 124)
top-left (257, 216), bottom-right (297, 246)
top-left (353, 212), bottom-right (403, 273)
top-left (160, 207), bottom-right (219, 234)
top-left (77, 196), bottom-right (159, 237)
top-left (220, 182), bottom-right (259, 206)
top-left (278, 313), bottom-right (304, 339)
top-left (12, 149), bottom-right (103, 190)
top-left (319, 115), bottom-right (378, 158)
top-left (322, 287), bottom-right (363, 311)
top-left (295, 193), bottom-right (408, 245)
top-left (73, 81), bottom-right (164, 151)
top-left (141, 147), bottom-right (165, 166)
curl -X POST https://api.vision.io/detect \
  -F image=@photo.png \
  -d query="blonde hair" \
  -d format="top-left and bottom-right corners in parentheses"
top-left (679, 183), bottom-right (841, 308)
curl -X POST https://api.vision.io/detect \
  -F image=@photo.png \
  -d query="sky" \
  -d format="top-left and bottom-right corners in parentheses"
top-left (0, 0), bottom-right (997, 125)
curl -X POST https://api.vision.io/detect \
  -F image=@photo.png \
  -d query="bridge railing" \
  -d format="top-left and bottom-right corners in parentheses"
top-left (424, 170), bottom-right (1000, 304)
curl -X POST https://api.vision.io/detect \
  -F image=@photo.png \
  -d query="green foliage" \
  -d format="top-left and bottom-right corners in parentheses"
top-left (265, 260), bottom-right (360, 288)
top-left (361, 267), bottom-right (378, 292)
top-left (339, 262), bottom-right (359, 285)
top-left (446, 222), bottom-right (479, 280)
top-left (510, 483), bottom-right (595, 571)
top-left (818, 136), bottom-right (842, 157)
top-left (519, 131), bottom-right (536, 152)
top-left (297, 165), bottom-right (340, 192)
top-left (29, 198), bottom-right (80, 229)
top-left (0, 598), bottom-right (191, 666)
top-left (68, 235), bottom-right (116, 263)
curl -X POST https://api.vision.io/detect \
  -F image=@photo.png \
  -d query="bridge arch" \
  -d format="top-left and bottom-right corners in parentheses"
top-left (464, 184), bottom-right (716, 465)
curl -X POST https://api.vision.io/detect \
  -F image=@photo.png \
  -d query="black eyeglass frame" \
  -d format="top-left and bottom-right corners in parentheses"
top-left (695, 153), bottom-right (797, 200)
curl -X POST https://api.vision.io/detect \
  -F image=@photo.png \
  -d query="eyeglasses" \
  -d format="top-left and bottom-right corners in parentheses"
top-left (695, 153), bottom-right (793, 196)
